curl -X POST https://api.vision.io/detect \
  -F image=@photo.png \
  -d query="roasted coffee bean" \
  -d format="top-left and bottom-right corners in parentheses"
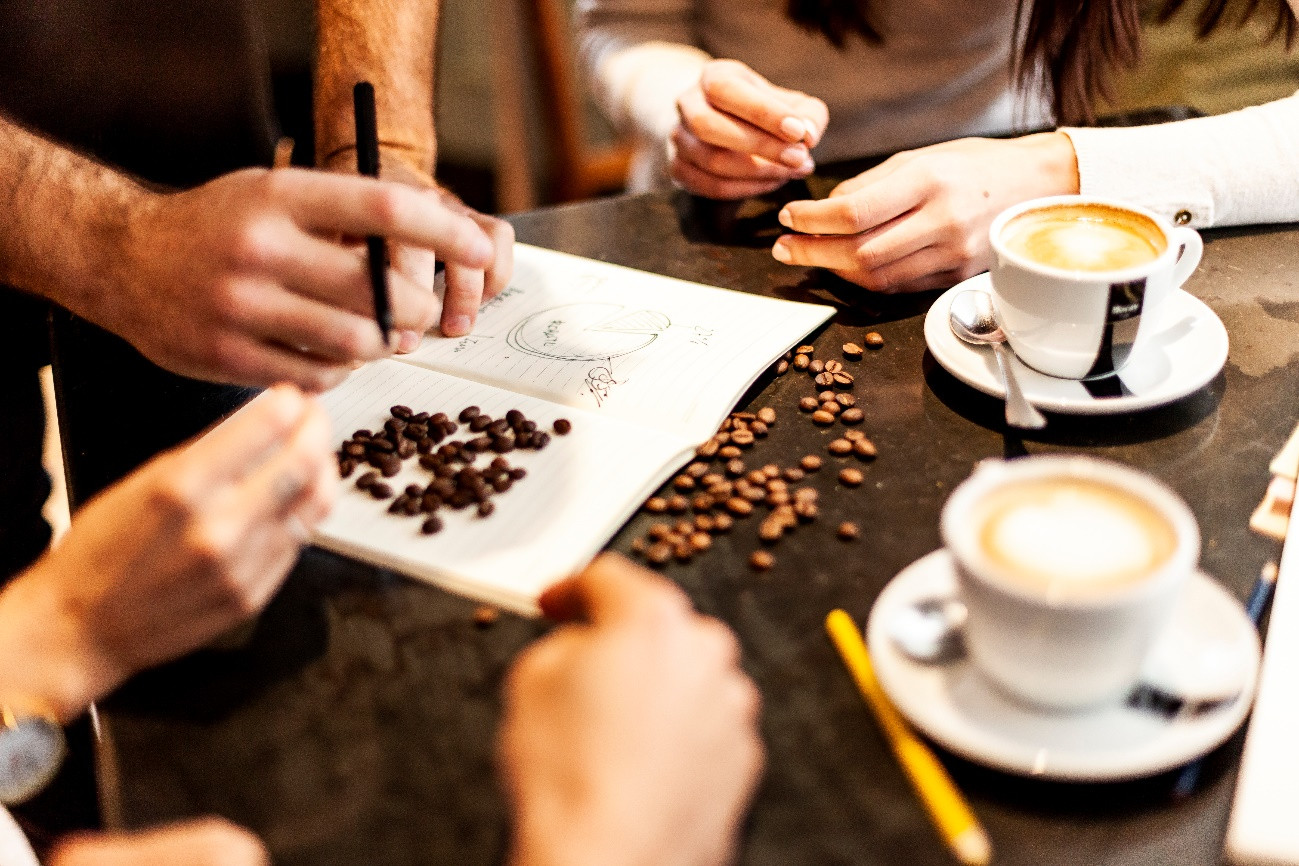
top-left (865, 331), bottom-right (885, 348)
top-left (356, 471), bottom-right (379, 490)
top-left (800, 454), bottom-right (824, 472)
top-left (404, 484), bottom-right (423, 497)
top-left (733, 411), bottom-right (756, 422)
top-left (648, 523), bottom-right (673, 541)
top-left (843, 342), bottom-right (864, 359)
top-left (725, 497), bottom-right (754, 517)
top-left (818, 390), bottom-right (836, 403)
top-left (403, 423), bottom-right (427, 440)
top-left (431, 478), bottom-right (457, 499)
top-left (667, 495), bottom-right (690, 514)
top-left (410, 412), bottom-right (429, 425)
top-left (741, 485), bottom-right (766, 503)
top-left (458, 406), bottom-right (480, 423)
top-left (716, 445), bottom-right (739, 460)
top-left (553, 418), bottom-right (572, 435)
top-left (696, 438), bottom-right (721, 458)
top-left (707, 481), bottom-right (733, 498)
top-left (726, 459), bottom-right (746, 477)
top-left (469, 415), bottom-right (491, 432)
top-left (472, 436), bottom-right (494, 452)
top-left (828, 438), bottom-right (853, 455)
top-left (646, 542), bottom-right (673, 566)
top-left (387, 496), bottom-right (408, 514)
top-left (796, 344), bottom-right (816, 355)
top-left (840, 407), bottom-right (865, 425)
top-left (775, 359), bottom-right (790, 375)
top-left (750, 421), bottom-right (769, 438)
top-left (532, 432), bottom-right (552, 450)
top-left (757, 407), bottom-right (777, 425)
top-left (701, 472), bottom-right (725, 487)
top-left (450, 491), bottom-right (475, 509)
top-left (799, 396), bottom-right (820, 412)
top-left (673, 475), bottom-right (696, 491)
top-left (441, 420), bottom-right (459, 436)
top-left (712, 513), bottom-right (735, 533)
top-left (745, 469), bottom-right (768, 486)
top-left (391, 405), bottom-right (413, 420)
top-left (397, 439), bottom-right (417, 459)
top-left (491, 437), bottom-right (516, 454)
top-left (403, 498), bottom-right (423, 516)
top-left (838, 521), bottom-right (860, 540)
top-left (520, 420), bottom-right (537, 433)
top-left (492, 476), bottom-right (514, 493)
top-left (794, 500), bottom-right (819, 522)
top-left (730, 429), bottom-right (755, 447)
top-left (839, 467), bottom-right (865, 486)
top-left (832, 372), bottom-right (855, 389)
top-left (353, 429), bottom-right (373, 441)
top-left (673, 519), bottom-right (694, 537)
top-left (692, 495), bottom-right (715, 513)
top-left (685, 462), bottom-right (710, 479)
top-left (385, 418), bottom-right (407, 437)
top-left (758, 518), bottom-right (785, 543)
top-left (339, 459), bottom-right (357, 478)
top-left (421, 516), bottom-right (444, 535)
top-left (793, 354), bottom-right (811, 371)
top-left (630, 537), bottom-right (648, 555)
top-left (378, 455), bottom-right (402, 477)
top-left (487, 419), bottom-right (511, 437)
top-left (793, 486), bottom-right (819, 502)
top-left (489, 457), bottom-right (509, 471)
top-left (510, 467), bottom-right (527, 480)
top-left (809, 359), bottom-right (826, 375)
top-left (765, 490), bottom-right (791, 508)
top-left (673, 541), bottom-right (695, 562)
top-left (824, 360), bottom-right (844, 374)
top-left (715, 430), bottom-right (733, 444)
top-left (506, 409), bottom-right (525, 426)
top-left (421, 493), bottom-right (443, 512)
top-left (821, 402), bottom-right (840, 416)
top-left (835, 393), bottom-right (856, 407)
top-left (474, 605), bottom-right (499, 627)
top-left (477, 501), bottom-right (495, 518)
top-left (369, 438), bottom-right (396, 454)
top-left (783, 466), bottom-right (806, 482)
top-left (344, 441), bottom-right (366, 457)
top-left (749, 550), bottom-right (775, 571)
top-left (416, 438), bottom-right (435, 454)
top-left (694, 514), bottom-right (716, 533)
top-left (689, 532), bottom-right (713, 553)
top-left (429, 413), bottom-right (449, 425)
top-left (814, 372), bottom-right (835, 387)
top-left (759, 464), bottom-right (779, 480)
top-left (843, 430), bottom-right (865, 443)
top-left (854, 438), bottom-right (878, 459)
top-left (812, 410), bottom-right (836, 426)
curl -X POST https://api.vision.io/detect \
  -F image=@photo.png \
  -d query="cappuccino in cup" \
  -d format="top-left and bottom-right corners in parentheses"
top-left (988, 196), bottom-right (1203, 380)
top-left (941, 456), bottom-right (1199, 711)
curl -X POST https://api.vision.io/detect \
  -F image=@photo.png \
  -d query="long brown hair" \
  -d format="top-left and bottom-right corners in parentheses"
top-left (785, 0), bottom-right (1297, 124)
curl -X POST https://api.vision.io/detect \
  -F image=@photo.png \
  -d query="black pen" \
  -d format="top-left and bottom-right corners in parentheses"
top-left (353, 81), bottom-right (392, 345)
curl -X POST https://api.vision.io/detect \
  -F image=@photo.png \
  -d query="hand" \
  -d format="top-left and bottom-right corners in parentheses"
top-left (49, 818), bottom-right (268, 866)
top-left (323, 146), bottom-right (515, 340)
top-left (672, 59), bottom-right (829, 200)
top-left (500, 554), bottom-right (764, 866)
top-left (772, 132), bottom-right (1080, 292)
top-left (0, 385), bottom-right (336, 722)
top-left (104, 167), bottom-right (498, 392)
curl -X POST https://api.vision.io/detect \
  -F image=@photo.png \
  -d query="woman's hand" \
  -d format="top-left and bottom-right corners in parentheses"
top-left (671, 59), bottom-right (829, 200)
top-left (49, 818), bottom-right (269, 866)
top-left (772, 132), bottom-right (1080, 292)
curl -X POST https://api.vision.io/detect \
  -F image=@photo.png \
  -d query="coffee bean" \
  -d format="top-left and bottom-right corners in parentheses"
top-left (421, 493), bottom-right (443, 512)
top-left (520, 420), bottom-right (537, 433)
top-left (725, 497), bottom-right (754, 516)
top-left (840, 407), bottom-right (865, 425)
top-left (694, 514), bottom-right (716, 533)
top-left (492, 476), bottom-right (513, 493)
top-left (701, 472), bottom-right (724, 487)
top-left (712, 513), bottom-right (735, 533)
top-left (353, 429), bottom-right (373, 441)
top-left (796, 344), bottom-right (816, 355)
top-left (828, 438), bottom-right (853, 455)
top-left (552, 418), bottom-right (572, 435)
top-left (369, 438), bottom-right (396, 454)
top-left (673, 541), bottom-right (694, 562)
top-left (839, 467), bottom-right (865, 487)
top-left (843, 343), bottom-right (864, 359)
top-left (391, 405), bottom-right (413, 420)
top-left (416, 438), bottom-right (435, 454)
top-left (715, 430), bottom-right (732, 444)
top-left (765, 490), bottom-right (791, 507)
top-left (818, 390), bottom-right (837, 402)
top-left (667, 495), bottom-right (689, 514)
top-left (758, 518), bottom-right (785, 543)
top-left (824, 359), bottom-right (844, 373)
top-left (403, 423), bottom-right (427, 440)
top-left (368, 482), bottom-right (392, 500)
top-left (403, 497), bottom-right (423, 516)
top-left (838, 521), bottom-right (860, 540)
top-left (356, 471), bottom-right (379, 490)
top-left (835, 393), bottom-right (856, 407)
top-left (832, 371), bottom-right (854, 389)
top-left (645, 497), bottom-right (669, 513)
top-left (510, 467), bottom-right (527, 480)
top-left (648, 523), bottom-right (673, 541)
top-left (384, 418), bottom-right (406, 437)
top-left (814, 372), bottom-right (835, 387)
top-left (673, 475), bottom-right (696, 491)
top-left (793, 354), bottom-right (811, 370)
top-left (505, 409), bottom-right (525, 427)
top-left (487, 419), bottom-right (511, 437)
top-left (646, 542), bottom-right (673, 566)
top-left (469, 415), bottom-right (491, 432)
top-left (812, 410), bottom-right (836, 426)
top-left (343, 442), bottom-right (365, 457)
top-left (404, 484), bottom-right (423, 497)
top-left (775, 359), bottom-right (790, 376)
top-left (473, 605), bottom-right (499, 627)
top-left (865, 331), bottom-right (885, 348)
top-left (782, 466), bottom-right (806, 482)
top-left (809, 359), bottom-right (826, 375)
top-left (689, 532), bottom-right (712, 553)
top-left (821, 401), bottom-right (840, 416)
top-left (532, 432), bottom-right (552, 451)
top-left (696, 438), bottom-right (721, 458)
top-left (730, 429), bottom-right (755, 447)
top-left (630, 537), bottom-right (648, 555)
top-left (746, 469), bottom-right (768, 485)
top-left (794, 500), bottom-right (819, 522)
top-left (378, 455), bottom-right (402, 477)
top-left (686, 462), bottom-right (709, 479)
top-left (429, 413), bottom-right (448, 426)
top-left (793, 486), bottom-right (818, 501)
top-left (749, 420), bottom-right (768, 438)
top-left (397, 439), bottom-right (417, 459)
top-left (799, 396), bottom-right (819, 412)
top-left (420, 516), bottom-right (444, 535)
top-left (726, 459), bottom-right (746, 477)
top-left (749, 550), bottom-right (775, 571)
top-left (756, 407), bottom-right (777, 425)
top-left (853, 438), bottom-right (878, 459)
top-left (692, 494), bottom-right (715, 512)
top-left (800, 455), bottom-right (823, 472)
top-left (477, 501), bottom-right (495, 518)
top-left (339, 459), bottom-right (357, 477)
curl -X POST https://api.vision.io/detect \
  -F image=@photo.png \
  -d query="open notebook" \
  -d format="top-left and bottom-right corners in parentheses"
top-left (310, 244), bottom-right (833, 612)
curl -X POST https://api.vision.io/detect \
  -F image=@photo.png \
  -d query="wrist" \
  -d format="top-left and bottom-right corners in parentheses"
top-left (1022, 131), bottom-right (1080, 197)
top-left (319, 140), bottom-right (436, 180)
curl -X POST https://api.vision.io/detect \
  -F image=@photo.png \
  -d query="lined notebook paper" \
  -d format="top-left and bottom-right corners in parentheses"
top-left (276, 245), bottom-right (832, 612)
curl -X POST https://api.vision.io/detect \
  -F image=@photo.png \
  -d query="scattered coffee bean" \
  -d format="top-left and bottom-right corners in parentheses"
top-left (799, 397), bottom-right (820, 412)
top-left (645, 497), bottom-right (668, 513)
top-left (673, 475), bottom-right (696, 491)
top-left (775, 359), bottom-right (790, 376)
top-left (837, 521), bottom-right (860, 540)
top-left (835, 393), bottom-right (856, 407)
top-left (865, 331), bottom-right (885, 348)
top-left (553, 418), bottom-right (572, 435)
top-left (818, 390), bottom-right (837, 403)
top-left (719, 445), bottom-right (743, 459)
top-left (783, 466), bottom-right (806, 482)
top-left (370, 482), bottom-right (394, 500)
top-left (695, 514), bottom-right (716, 533)
top-left (828, 438), bottom-right (853, 455)
top-left (630, 537), bottom-right (648, 555)
top-left (832, 371), bottom-right (855, 389)
top-left (814, 372), bottom-right (835, 387)
top-left (404, 484), bottom-right (423, 497)
top-left (853, 438), bottom-right (878, 459)
top-left (794, 500), bottom-right (819, 522)
top-left (474, 605), bottom-right (499, 627)
top-left (793, 354), bottom-right (811, 371)
top-left (843, 343), bottom-right (864, 359)
top-left (726, 459), bottom-right (746, 477)
top-left (800, 455), bottom-right (823, 472)
top-left (648, 523), bottom-right (673, 541)
top-left (391, 405), bottom-right (413, 420)
top-left (749, 420), bottom-right (769, 438)
top-left (356, 471), bottom-right (379, 490)
top-left (749, 550), bottom-right (775, 571)
top-left (809, 359), bottom-right (826, 375)
top-left (646, 542), bottom-right (673, 566)
top-left (839, 467), bottom-right (865, 487)
top-left (696, 438), bottom-right (721, 458)
top-left (758, 518), bottom-right (785, 543)
top-left (757, 407), bottom-right (777, 425)
top-left (690, 532), bottom-right (713, 553)
top-left (731, 429), bottom-right (756, 447)
top-left (821, 401), bottom-right (840, 416)
top-left (693, 494), bottom-right (716, 513)
top-left (665, 495), bottom-right (688, 514)
top-left (686, 462), bottom-right (709, 479)
top-left (726, 497), bottom-right (754, 516)
top-left (840, 408), bottom-right (865, 425)
top-left (378, 455), bottom-right (402, 477)
top-left (824, 360), bottom-right (844, 373)
top-left (812, 410), bottom-right (836, 426)
top-left (477, 501), bottom-right (495, 518)
top-left (712, 513), bottom-right (735, 533)
top-left (421, 516), bottom-right (444, 535)
top-left (674, 541), bottom-right (694, 562)
top-left (796, 344), bottom-right (816, 355)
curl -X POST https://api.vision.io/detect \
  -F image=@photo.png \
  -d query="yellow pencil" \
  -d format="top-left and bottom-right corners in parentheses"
top-left (826, 608), bottom-right (992, 866)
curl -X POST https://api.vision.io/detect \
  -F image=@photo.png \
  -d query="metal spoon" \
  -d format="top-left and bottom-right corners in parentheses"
top-left (949, 290), bottom-right (1047, 430)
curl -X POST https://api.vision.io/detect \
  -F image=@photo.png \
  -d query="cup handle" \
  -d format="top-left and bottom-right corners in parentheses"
top-left (1170, 226), bottom-right (1203, 290)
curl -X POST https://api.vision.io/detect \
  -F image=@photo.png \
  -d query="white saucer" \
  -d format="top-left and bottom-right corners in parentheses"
top-left (865, 550), bottom-right (1260, 782)
top-left (923, 274), bottom-right (1229, 415)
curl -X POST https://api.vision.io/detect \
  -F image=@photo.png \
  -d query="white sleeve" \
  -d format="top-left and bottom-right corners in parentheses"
top-left (1060, 90), bottom-right (1299, 228)
top-left (0, 807), bottom-right (39, 866)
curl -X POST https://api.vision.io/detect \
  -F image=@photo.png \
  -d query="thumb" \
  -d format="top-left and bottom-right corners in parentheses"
top-left (539, 553), bottom-right (692, 625)
top-left (50, 818), bottom-right (268, 866)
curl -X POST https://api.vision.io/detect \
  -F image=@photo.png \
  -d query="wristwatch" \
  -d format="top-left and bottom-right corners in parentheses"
top-left (0, 707), bottom-right (65, 805)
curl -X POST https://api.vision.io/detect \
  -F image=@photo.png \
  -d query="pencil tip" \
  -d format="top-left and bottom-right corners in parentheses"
top-left (954, 827), bottom-right (992, 865)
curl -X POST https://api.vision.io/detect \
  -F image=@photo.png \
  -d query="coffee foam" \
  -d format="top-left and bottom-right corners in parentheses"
top-left (975, 477), bottom-right (1178, 598)
top-left (1001, 203), bottom-right (1166, 273)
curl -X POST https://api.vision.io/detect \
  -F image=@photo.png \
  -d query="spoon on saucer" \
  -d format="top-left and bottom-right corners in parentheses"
top-left (949, 290), bottom-right (1046, 430)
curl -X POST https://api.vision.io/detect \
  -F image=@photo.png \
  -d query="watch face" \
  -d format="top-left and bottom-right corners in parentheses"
top-left (0, 717), bottom-right (65, 805)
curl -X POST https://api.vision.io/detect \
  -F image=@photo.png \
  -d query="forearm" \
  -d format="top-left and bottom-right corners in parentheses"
top-left (314, 0), bottom-right (438, 175)
top-left (0, 115), bottom-right (153, 326)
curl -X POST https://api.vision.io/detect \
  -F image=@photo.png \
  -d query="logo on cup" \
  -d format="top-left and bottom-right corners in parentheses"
top-left (1087, 278), bottom-right (1148, 379)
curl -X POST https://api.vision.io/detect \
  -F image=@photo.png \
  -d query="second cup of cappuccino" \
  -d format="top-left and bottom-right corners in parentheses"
top-left (941, 456), bottom-right (1200, 711)
top-left (988, 196), bottom-right (1203, 380)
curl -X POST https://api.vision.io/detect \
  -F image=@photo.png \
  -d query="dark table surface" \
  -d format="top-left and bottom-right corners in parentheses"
top-left (91, 185), bottom-right (1299, 866)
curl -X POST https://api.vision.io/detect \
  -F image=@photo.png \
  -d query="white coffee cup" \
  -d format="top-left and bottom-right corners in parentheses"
top-left (988, 196), bottom-right (1203, 380)
top-left (940, 456), bottom-right (1200, 712)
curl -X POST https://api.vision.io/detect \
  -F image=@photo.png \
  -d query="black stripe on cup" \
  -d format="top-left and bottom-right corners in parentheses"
top-left (1084, 278), bottom-right (1147, 380)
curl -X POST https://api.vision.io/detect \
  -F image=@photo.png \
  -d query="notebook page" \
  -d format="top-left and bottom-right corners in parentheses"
top-left (1226, 488), bottom-right (1299, 865)
top-left (401, 244), bottom-right (833, 442)
top-left (312, 360), bottom-right (691, 613)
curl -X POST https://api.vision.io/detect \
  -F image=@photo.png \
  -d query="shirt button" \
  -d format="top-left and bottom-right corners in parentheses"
top-left (1174, 210), bottom-right (1192, 225)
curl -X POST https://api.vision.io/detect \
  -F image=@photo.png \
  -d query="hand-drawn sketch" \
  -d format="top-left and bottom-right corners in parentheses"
top-left (507, 303), bottom-right (671, 362)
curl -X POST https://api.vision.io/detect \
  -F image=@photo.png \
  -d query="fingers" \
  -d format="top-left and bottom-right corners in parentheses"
top-left (673, 127), bottom-right (803, 184)
top-left (677, 87), bottom-right (811, 169)
top-left (213, 336), bottom-right (353, 393)
top-left (186, 385), bottom-right (313, 483)
top-left (700, 63), bottom-right (816, 147)
top-left (440, 264), bottom-right (486, 337)
top-left (670, 154), bottom-right (790, 201)
top-left (778, 178), bottom-right (921, 236)
top-left (236, 398), bottom-right (335, 526)
top-left (539, 553), bottom-right (691, 625)
top-left (50, 818), bottom-right (268, 866)
top-left (273, 169), bottom-right (494, 269)
top-left (772, 213), bottom-right (933, 275)
top-left (474, 212), bottom-right (515, 302)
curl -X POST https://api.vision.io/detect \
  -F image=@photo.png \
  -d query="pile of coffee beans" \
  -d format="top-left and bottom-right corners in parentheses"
top-left (337, 404), bottom-right (572, 535)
